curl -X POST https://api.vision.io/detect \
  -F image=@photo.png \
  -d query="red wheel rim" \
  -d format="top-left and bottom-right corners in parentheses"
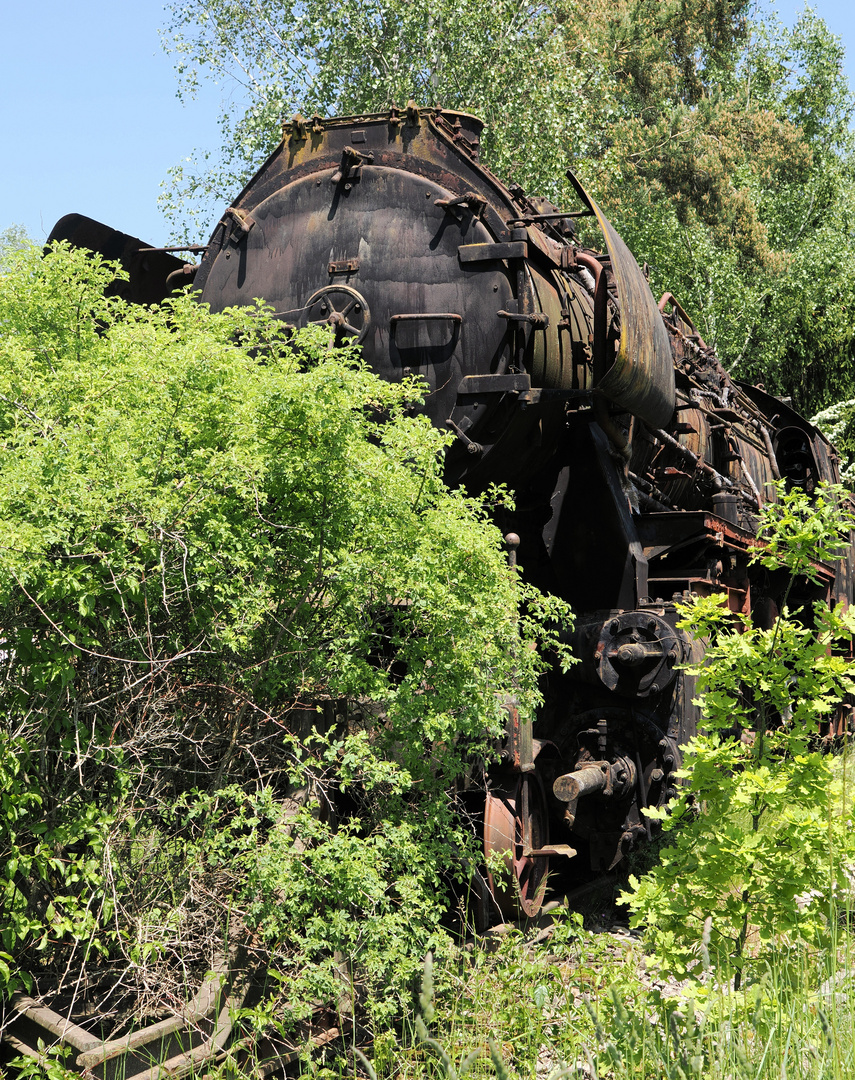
top-left (483, 774), bottom-right (549, 919)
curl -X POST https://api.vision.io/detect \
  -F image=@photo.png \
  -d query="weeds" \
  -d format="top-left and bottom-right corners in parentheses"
top-left (336, 901), bottom-right (855, 1080)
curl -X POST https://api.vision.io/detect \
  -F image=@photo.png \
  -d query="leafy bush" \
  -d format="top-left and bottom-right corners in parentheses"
top-left (0, 243), bottom-right (571, 1030)
top-left (622, 483), bottom-right (855, 985)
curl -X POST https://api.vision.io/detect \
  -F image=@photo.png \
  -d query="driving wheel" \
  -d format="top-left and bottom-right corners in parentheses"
top-left (483, 773), bottom-right (550, 919)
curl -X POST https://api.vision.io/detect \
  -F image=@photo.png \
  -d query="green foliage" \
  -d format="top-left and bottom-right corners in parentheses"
top-left (159, 0), bottom-right (594, 240)
top-left (574, 6), bottom-right (855, 415)
top-left (357, 927), bottom-right (597, 1080)
top-left (812, 398), bottom-right (855, 483)
top-left (356, 918), bottom-right (855, 1080)
top-left (587, 961), bottom-right (854, 1080)
top-left (7, 1044), bottom-right (77, 1080)
top-left (414, 954), bottom-right (483, 1080)
top-left (346, 904), bottom-right (855, 1080)
top-left (0, 223), bottom-right (32, 272)
top-left (183, 912), bottom-right (855, 1080)
top-left (621, 483), bottom-right (855, 984)
top-left (0, 242), bottom-right (571, 1022)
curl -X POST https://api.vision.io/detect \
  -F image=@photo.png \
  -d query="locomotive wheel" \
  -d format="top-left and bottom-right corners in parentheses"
top-left (483, 773), bottom-right (550, 920)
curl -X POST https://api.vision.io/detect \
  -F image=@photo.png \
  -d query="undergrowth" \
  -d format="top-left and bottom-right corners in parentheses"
top-left (329, 893), bottom-right (855, 1080)
top-left (12, 901), bottom-right (855, 1080)
top-left (6, 250), bottom-right (855, 1080)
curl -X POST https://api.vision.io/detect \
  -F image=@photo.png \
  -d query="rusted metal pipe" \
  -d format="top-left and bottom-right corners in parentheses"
top-left (651, 426), bottom-right (730, 492)
top-left (166, 264), bottom-right (199, 288)
top-left (138, 245), bottom-right (208, 254)
top-left (628, 470), bottom-right (679, 511)
top-left (553, 764), bottom-right (609, 803)
top-left (734, 447), bottom-right (764, 506)
top-left (754, 421), bottom-right (782, 480)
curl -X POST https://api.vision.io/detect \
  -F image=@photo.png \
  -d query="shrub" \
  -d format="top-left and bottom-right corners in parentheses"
top-left (622, 483), bottom-right (855, 986)
top-left (0, 243), bottom-right (571, 1030)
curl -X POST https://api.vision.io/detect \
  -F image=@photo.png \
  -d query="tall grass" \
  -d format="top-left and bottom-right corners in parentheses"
top-left (349, 910), bottom-right (855, 1080)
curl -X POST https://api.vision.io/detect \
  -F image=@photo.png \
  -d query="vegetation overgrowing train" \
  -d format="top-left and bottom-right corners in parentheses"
top-left (49, 105), bottom-right (855, 921)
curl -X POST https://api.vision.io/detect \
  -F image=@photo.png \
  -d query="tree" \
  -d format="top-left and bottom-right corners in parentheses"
top-left (160, 1), bottom-right (855, 416)
top-left (0, 242), bottom-right (570, 1029)
top-left (0, 223), bottom-right (31, 271)
top-left (556, 3), bottom-right (855, 414)
top-left (160, 0), bottom-right (591, 238)
top-left (622, 483), bottom-right (855, 986)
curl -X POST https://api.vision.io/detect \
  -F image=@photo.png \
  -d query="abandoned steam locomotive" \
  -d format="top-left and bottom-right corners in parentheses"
top-left (49, 105), bottom-right (854, 920)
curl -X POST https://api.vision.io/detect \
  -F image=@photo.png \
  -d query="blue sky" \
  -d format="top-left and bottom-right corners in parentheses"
top-left (2, 1), bottom-right (854, 248)
top-left (3, 1), bottom-right (221, 245)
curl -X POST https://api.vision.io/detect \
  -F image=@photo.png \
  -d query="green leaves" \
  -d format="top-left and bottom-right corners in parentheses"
top-left (0, 242), bottom-right (571, 1016)
top-left (159, 0), bottom-right (592, 240)
top-left (753, 481), bottom-right (855, 581)
top-left (622, 483), bottom-right (855, 984)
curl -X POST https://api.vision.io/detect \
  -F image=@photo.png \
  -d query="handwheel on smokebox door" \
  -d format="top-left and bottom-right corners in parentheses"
top-left (305, 285), bottom-right (371, 344)
top-left (483, 773), bottom-right (550, 919)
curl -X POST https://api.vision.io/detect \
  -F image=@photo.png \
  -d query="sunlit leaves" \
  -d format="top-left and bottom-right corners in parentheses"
top-left (0, 242), bottom-right (572, 1009)
top-left (622, 484), bottom-right (855, 983)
